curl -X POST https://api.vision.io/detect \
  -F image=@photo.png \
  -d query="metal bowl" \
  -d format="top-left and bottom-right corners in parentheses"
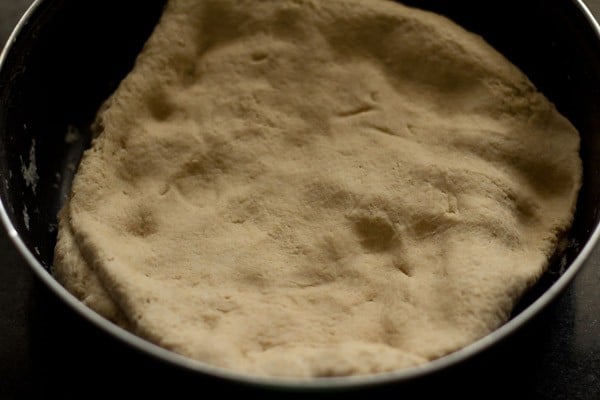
top-left (1, 0), bottom-right (599, 392)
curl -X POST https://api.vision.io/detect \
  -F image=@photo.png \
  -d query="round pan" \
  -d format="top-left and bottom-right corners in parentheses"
top-left (1, 0), bottom-right (599, 391)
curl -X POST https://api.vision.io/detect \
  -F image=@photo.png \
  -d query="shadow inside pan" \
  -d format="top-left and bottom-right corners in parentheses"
top-left (0, 0), bottom-right (168, 268)
top-left (0, 0), bottom-right (599, 375)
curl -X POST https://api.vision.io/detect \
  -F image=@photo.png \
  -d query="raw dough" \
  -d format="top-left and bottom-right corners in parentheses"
top-left (53, 0), bottom-right (582, 377)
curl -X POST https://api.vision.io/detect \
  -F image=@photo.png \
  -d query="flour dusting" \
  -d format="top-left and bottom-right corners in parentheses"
top-left (20, 139), bottom-right (38, 194)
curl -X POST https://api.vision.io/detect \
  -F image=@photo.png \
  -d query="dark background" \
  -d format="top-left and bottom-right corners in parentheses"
top-left (1, 1), bottom-right (599, 399)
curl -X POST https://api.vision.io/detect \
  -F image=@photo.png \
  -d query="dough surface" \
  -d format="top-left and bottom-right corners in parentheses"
top-left (53, 0), bottom-right (582, 377)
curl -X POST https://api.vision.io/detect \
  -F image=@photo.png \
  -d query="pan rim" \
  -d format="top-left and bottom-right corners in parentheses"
top-left (0, 0), bottom-right (599, 390)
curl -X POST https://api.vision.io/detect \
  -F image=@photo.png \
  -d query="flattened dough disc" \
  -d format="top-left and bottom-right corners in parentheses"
top-left (54, 0), bottom-right (581, 378)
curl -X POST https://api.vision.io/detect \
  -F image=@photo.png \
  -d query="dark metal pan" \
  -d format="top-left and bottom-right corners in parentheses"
top-left (1, 0), bottom-right (599, 391)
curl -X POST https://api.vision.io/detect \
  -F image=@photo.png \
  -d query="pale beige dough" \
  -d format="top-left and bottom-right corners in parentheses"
top-left (53, 0), bottom-right (582, 377)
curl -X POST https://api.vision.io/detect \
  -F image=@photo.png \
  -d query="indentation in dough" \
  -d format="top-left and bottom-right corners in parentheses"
top-left (336, 104), bottom-right (376, 118)
top-left (125, 205), bottom-right (158, 238)
top-left (171, 135), bottom-right (238, 200)
top-left (147, 88), bottom-right (176, 121)
top-left (251, 51), bottom-right (269, 62)
top-left (365, 124), bottom-right (401, 138)
top-left (392, 258), bottom-right (413, 277)
top-left (349, 211), bottom-right (397, 252)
